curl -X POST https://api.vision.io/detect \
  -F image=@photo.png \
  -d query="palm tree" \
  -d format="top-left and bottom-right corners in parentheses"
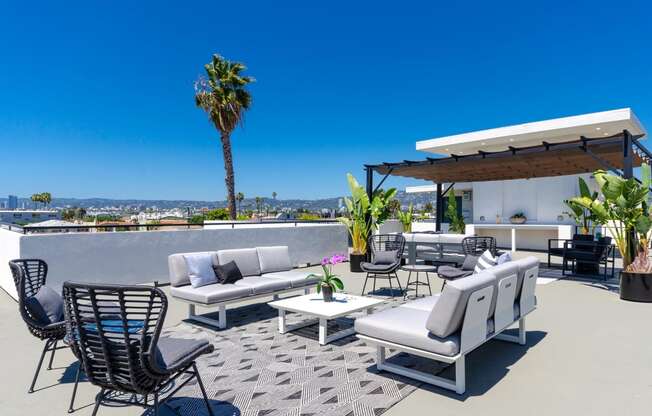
top-left (195, 54), bottom-right (254, 220)
top-left (255, 196), bottom-right (262, 215)
top-left (272, 191), bottom-right (277, 200)
top-left (236, 192), bottom-right (244, 215)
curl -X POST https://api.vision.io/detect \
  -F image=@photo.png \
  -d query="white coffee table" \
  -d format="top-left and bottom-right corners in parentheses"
top-left (268, 293), bottom-right (384, 345)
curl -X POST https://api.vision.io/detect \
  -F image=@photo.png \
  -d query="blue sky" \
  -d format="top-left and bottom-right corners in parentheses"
top-left (1, 1), bottom-right (651, 201)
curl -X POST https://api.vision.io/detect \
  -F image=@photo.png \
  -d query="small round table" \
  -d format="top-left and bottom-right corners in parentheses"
top-left (401, 264), bottom-right (437, 299)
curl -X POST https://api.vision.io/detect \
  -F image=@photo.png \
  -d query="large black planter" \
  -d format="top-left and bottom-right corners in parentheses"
top-left (620, 271), bottom-right (652, 302)
top-left (349, 254), bottom-right (366, 273)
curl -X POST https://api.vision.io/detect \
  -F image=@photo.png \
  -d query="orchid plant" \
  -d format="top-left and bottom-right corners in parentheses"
top-left (307, 254), bottom-right (345, 294)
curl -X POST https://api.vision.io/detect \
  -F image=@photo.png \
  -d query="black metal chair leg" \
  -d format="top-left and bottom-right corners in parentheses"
top-left (361, 273), bottom-right (370, 295)
top-left (388, 273), bottom-right (394, 297)
top-left (153, 392), bottom-right (160, 416)
top-left (29, 339), bottom-right (51, 393)
top-left (426, 272), bottom-right (433, 296)
top-left (395, 272), bottom-right (403, 291)
top-left (91, 389), bottom-right (105, 416)
top-left (441, 280), bottom-right (446, 291)
top-left (194, 363), bottom-right (215, 416)
top-left (68, 363), bottom-right (81, 413)
top-left (404, 271), bottom-right (412, 300)
top-left (47, 340), bottom-right (58, 370)
top-left (372, 274), bottom-right (377, 294)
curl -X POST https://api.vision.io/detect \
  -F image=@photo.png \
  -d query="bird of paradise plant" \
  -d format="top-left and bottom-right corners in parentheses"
top-left (337, 173), bottom-right (397, 255)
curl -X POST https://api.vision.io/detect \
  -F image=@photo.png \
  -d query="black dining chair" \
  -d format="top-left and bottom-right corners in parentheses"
top-left (62, 281), bottom-right (215, 416)
top-left (8, 260), bottom-right (73, 393)
top-left (360, 234), bottom-right (406, 296)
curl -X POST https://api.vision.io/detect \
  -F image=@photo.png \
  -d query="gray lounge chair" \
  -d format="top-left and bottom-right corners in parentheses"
top-left (355, 256), bottom-right (539, 394)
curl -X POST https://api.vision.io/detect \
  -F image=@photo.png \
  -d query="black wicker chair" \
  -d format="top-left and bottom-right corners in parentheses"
top-left (8, 259), bottom-right (72, 396)
top-left (360, 234), bottom-right (406, 297)
top-left (436, 237), bottom-right (499, 289)
top-left (62, 282), bottom-right (215, 416)
top-left (461, 236), bottom-right (497, 256)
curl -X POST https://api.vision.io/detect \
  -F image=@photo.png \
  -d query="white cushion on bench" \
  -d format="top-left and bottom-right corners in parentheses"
top-left (262, 270), bottom-right (320, 288)
top-left (425, 271), bottom-right (495, 338)
top-left (217, 248), bottom-right (261, 277)
top-left (355, 306), bottom-right (461, 356)
top-left (168, 252), bottom-right (218, 287)
top-left (256, 246), bottom-right (292, 273)
top-left (170, 283), bottom-right (252, 304)
top-left (234, 276), bottom-right (291, 295)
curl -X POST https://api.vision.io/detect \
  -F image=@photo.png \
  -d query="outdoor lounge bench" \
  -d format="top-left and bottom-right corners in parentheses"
top-left (168, 246), bottom-right (320, 329)
top-left (355, 256), bottom-right (539, 394)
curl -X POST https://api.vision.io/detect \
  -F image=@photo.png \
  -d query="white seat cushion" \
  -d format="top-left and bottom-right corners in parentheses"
top-left (262, 270), bottom-right (320, 288)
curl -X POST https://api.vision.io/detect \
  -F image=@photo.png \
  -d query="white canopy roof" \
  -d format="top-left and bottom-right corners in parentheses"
top-left (416, 108), bottom-right (646, 156)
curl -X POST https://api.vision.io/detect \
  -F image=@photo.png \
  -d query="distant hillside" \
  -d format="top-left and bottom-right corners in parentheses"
top-left (0, 191), bottom-right (438, 211)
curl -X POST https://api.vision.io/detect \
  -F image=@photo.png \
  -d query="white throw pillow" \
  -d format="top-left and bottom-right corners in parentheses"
top-left (474, 250), bottom-right (497, 274)
top-left (183, 253), bottom-right (218, 288)
top-left (497, 252), bottom-right (512, 265)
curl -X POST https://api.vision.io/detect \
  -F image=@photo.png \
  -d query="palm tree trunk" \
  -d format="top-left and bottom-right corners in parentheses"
top-left (220, 132), bottom-right (237, 220)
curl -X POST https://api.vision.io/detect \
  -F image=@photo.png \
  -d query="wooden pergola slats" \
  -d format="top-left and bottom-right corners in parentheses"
top-left (365, 130), bottom-right (649, 231)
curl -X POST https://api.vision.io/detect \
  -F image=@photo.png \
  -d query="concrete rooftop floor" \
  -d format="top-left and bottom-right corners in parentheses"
top-left (1, 251), bottom-right (650, 416)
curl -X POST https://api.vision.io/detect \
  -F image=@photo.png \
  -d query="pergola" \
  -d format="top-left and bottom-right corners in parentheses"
top-left (364, 109), bottom-right (650, 231)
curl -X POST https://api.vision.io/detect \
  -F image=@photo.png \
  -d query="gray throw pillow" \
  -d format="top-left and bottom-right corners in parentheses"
top-left (373, 250), bottom-right (398, 265)
top-left (461, 255), bottom-right (479, 271)
top-left (25, 286), bottom-right (64, 325)
top-left (183, 253), bottom-right (218, 288)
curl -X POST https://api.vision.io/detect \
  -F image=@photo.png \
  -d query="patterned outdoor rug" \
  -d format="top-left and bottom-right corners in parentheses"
top-left (160, 300), bottom-right (447, 416)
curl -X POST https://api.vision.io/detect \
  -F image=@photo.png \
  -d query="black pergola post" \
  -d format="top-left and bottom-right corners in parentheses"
top-left (435, 183), bottom-right (443, 232)
top-left (365, 166), bottom-right (374, 199)
top-left (623, 129), bottom-right (634, 179)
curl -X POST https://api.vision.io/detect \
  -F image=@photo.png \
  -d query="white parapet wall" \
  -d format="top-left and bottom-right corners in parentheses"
top-left (0, 224), bottom-right (348, 300)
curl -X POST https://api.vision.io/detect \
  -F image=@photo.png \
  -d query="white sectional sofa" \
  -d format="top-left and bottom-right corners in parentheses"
top-left (168, 246), bottom-right (320, 329)
top-left (355, 256), bottom-right (539, 394)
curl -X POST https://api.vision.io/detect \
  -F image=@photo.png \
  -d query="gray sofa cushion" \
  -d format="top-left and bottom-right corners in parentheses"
top-left (217, 248), bottom-right (261, 277)
top-left (425, 271), bottom-right (496, 338)
top-left (256, 246), bottom-right (292, 274)
top-left (154, 337), bottom-right (213, 372)
top-left (170, 284), bottom-right (252, 304)
top-left (486, 261), bottom-right (519, 316)
top-left (462, 255), bottom-right (479, 271)
top-left (400, 294), bottom-right (440, 312)
top-left (437, 265), bottom-right (473, 280)
top-left (355, 306), bottom-right (461, 356)
top-left (183, 253), bottom-right (218, 288)
top-left (169, 252), bottom-right (218, 287)
top-left (234, 276), bottom-right (291, 295)
top-left (262, 270), bottom-right (320, 288)
top-left (514, 256), bottom-right (539, 300)
top-left (360, 262), bottom-right (397, 272)
top-left (25, 286), bottom-right (64, 325)
top-left (373, 250), bottom-right (398, 265)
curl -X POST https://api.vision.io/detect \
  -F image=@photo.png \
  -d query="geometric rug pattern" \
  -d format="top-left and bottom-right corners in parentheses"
top-left (160, 300), bottom-right (448, 416)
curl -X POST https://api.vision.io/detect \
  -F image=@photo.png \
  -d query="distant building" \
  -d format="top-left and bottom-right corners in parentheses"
top-left (7, 195), bottom-right (18, 210)
top-left (0, 210), bottom-right (60, 225)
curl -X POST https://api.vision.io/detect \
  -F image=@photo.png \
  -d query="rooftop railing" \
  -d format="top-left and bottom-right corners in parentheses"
top-left (2, 219), bottom-right (340, 234)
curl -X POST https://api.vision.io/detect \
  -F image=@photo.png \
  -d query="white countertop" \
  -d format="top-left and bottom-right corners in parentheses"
top-left (470, 223), bottom-right (572, 229)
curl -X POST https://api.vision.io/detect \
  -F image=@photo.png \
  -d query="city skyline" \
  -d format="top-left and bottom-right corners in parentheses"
top-left (2, 2), bottom-right (652, 200)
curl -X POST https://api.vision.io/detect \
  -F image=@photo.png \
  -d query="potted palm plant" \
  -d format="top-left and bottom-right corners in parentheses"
top-left (338, 173), bottom-right (396, 272)
top-left (564, 177), bottom-right (599, 235)
top-left (570, 164), bottom-right (652, 302)
top-left (396, 203), bottom-right (414, 233)
top-left (307, 254), bottom-right (346, 302)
